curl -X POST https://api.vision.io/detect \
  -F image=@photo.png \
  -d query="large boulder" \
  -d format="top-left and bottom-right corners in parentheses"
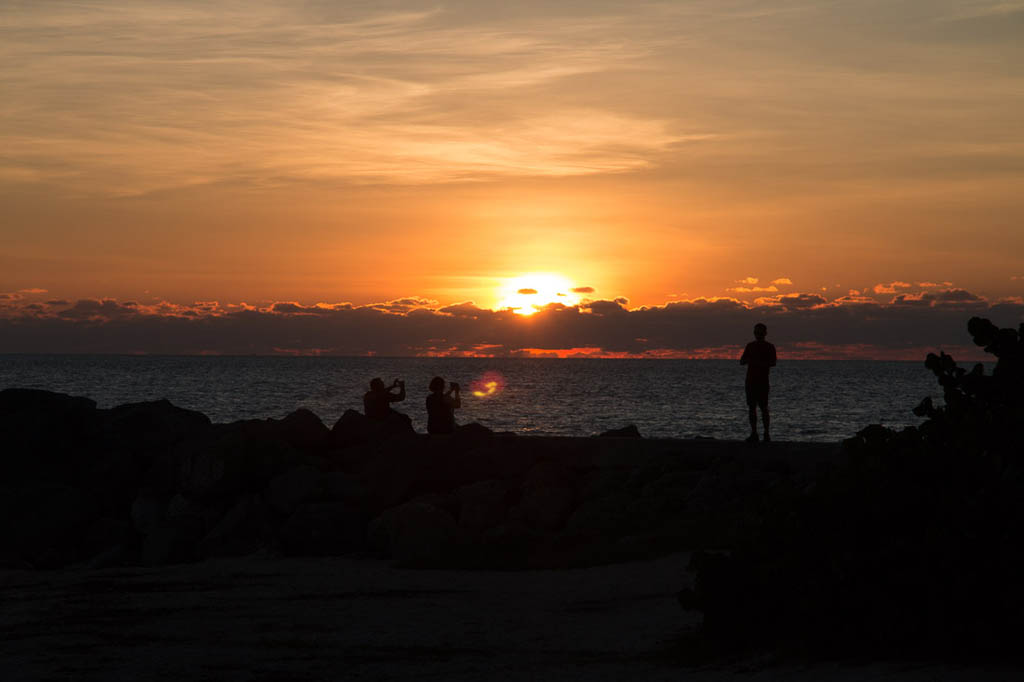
top-left (514, 461), bottom-right (577, 530)
top-left (200, 494), bottom-right (272, 558)
top-left (5, 483), bottom-right (99, 568)
top-left (457, 479), bottom-right (510, 533)
top-left (131, 491), bottom-right (169, 535)
top-left (280, 501), bottom-right (366, 556)
top-left (79, 517), bottom-right (135, 563)
top-left (324, 471), bottom-right (368, 507)
top-left (360, 446), bottom-right (429, 513)
top-left (598, 424), bottom-right (642, 438)
top-left (566, 491), bottom-right (638, 537)
top-left (141, 518), bottom-right (204, 566)
top-left (370, 500), bottom-right (459, 567)
top-left (276, 409), bottom-right (330, 451)
top-left (178, 425), bottom-right (297, 499)
top-left (268, 465), bottom-right (325, 515)
top-left (81, 448), bottom-right (144, 517)
top-left (331, 409), bottom-right (415, 447)
top-left (102, 399), bottom-right (211, 455)
top-left (0, 389), bottom-right (101, 483)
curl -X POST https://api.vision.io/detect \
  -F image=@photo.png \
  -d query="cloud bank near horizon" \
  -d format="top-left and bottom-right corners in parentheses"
top-left (1, 289), bottom-right (1020, 360)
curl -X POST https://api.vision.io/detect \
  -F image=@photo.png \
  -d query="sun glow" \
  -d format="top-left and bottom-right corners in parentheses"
top-left (470, 371), bottom-right (505, 398)
top-left (495, 273), bottom-right (582, 315)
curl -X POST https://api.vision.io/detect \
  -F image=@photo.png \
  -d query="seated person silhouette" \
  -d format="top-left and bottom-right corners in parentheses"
top-left (426, 376), bottom-right (461, 434)
top-left (740, 323), bottom-right (777, 444)
top-left (363, 377), bottom-right (406, 420)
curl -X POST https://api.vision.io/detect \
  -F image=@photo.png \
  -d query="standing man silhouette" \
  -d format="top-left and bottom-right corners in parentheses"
top-left (740, 323), bottom-right (776, 444)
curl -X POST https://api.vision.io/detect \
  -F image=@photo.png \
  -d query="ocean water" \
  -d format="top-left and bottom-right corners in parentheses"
top-left (0, 355), bottom-right (953, 442)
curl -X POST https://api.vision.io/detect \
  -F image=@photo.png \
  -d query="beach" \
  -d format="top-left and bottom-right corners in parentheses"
top-left (3, 553), bottom-right (1015, 681)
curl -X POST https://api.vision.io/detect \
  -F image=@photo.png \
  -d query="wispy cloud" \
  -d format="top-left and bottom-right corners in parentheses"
top-left (0, 3), bottom-right (688, 194)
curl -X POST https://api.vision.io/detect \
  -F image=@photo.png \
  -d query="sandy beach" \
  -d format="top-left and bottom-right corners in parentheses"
top-left (2, 552), bottom-right (1016, 681)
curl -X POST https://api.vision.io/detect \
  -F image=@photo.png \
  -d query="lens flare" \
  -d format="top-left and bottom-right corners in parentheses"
top-left (471, 371), bottom-right (505, 398)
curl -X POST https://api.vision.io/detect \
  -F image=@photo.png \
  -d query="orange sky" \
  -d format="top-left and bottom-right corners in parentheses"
top-left (2, 1), bottom-right (1023, 334)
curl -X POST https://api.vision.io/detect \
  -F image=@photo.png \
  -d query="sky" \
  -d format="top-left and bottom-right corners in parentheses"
top-left (1, 0), bottom-right (1022, 357)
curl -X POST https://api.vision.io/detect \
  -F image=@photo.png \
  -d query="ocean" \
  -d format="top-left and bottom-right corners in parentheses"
top-left (0, 355), bottom-right (956, 442)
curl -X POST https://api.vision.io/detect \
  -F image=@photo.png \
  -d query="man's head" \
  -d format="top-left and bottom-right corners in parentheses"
top-left (369, 377), bottom-right (385, 392)
top-left (753, 323), bottom-right (767, 340)
top-left (429, 376), bottom-right (445, 393)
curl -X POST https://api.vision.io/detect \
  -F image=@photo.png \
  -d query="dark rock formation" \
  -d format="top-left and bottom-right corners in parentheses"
top-left (0, 386), bottom-right (820, 571)
top-left (598, 424), bottom-right (642, 438)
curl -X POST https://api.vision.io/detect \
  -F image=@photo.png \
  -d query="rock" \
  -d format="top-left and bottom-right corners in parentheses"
top-left (87, 545), bottom-right (138, 570)
top-left (79, 517), bottom-right (135, 560)
top-left (164, 493), bottom-right (225, 534)
top-left (330, 409), bottom-right (375, 447)
top-left (454, 422), bottom-right (494, 443)
top-left (324, 471), bottom-right (367, 506)
top-left (386, 501), bottom-right (459, 567)
top-left (640, 470), bottom-right (704, 514)
top-left (361, 446), bottom-right (428, 513)
top-left (178, 426), bottom-right (297, 499)
top-left (268, 465), bottom-right (325, 515)
top-left (280, 501), bottom-right (366, 556)
top-left (330, 409), bottom-right (414, 448)
top-left (277, 408), bottom-right (330, 450)
top-left (102, 399), bottom-right (211, 454)
top-left (0, 389), bottom-right (101, 484)
top-left (515, 462), bottom-right (576, 530)
top-left (598, 424), bottom-right (642, 438)
top-left (8, 484), bottom-right (99, 567)
top-left (82, 448), bottom-right (143, 517)
top-left (131, 492), bottom-right (168, 535)
top-left (141, 517), bottom-right (204, 566)
top-left (200, 494), bottom-right (272, 558)
top-left (479, 521), bottom-right (540, 569)
top-left (0, 387), bottom-right (97, 417)
top-left (566, 491), bottom-right (638, 536)
top-left (457, 479), bottom-right (509, 532)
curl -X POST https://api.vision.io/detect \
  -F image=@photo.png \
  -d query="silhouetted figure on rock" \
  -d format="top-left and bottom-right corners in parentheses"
top-left (364, 377), bottom-right (406, 421)
top-left (426, 376), bottom-right (461, 434)
top-left (740, 323), bottom-right (776, 443)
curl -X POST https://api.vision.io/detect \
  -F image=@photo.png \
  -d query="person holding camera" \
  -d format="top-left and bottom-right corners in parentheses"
top-left (426, 376), bottom-right (461, 434)
top-left (363, 377), bottom-right (406, 420)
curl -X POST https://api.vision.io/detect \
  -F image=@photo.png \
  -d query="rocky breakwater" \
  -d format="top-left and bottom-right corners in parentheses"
top-left (0, 389), bottom-right (837, 570)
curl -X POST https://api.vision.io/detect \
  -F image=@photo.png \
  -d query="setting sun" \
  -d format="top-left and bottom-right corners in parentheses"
top-left (495, 273), bottom-right (583, 315)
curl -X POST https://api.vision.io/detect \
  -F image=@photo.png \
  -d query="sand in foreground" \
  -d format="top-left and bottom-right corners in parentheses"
top-left (2, 554), bottom-right (1015, 681)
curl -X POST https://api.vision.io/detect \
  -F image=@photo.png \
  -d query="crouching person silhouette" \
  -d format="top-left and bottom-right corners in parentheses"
top-left (740, 323), bottom-right (776, 444)
top-left (364, 377), bottom-right (406, 420)
top-left (426, 376), bottom-right (461, 434)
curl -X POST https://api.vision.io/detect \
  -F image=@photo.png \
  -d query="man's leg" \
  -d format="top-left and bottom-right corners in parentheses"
top-left (746, 389), bottom-right (759, 442)
top-left (761, 403), bottom-right (771, 442)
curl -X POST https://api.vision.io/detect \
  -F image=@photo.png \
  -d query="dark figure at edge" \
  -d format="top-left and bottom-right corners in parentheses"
top-left (426, 376), bottom-right (461, 434)
top-left (740, 323), bottom-right (776, 443)
top-left (364, 377), bottom-right (406, 420)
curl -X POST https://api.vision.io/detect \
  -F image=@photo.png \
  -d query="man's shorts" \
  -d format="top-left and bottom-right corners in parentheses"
top-left (745, 383), bottom-right (769, 408)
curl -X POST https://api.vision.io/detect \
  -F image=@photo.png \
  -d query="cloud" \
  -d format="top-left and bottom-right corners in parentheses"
top-left (873, 281), bottom-right (913, 294)
top-left (770, 278), bottom-right (793, 286)
top-left (571, 286), bottom-right (595, 294)
top-left (517, 288), bottom-right (538, 295)
top-left (737, 277), bottom-right (759, 285)
top-left (728, 285), bottom-right (778, 293)
top-left (0, 290), bottom-right (1018, 360)
top-left (0, 4), bottom-right (687, 195)
top-left (18, 288), bottom-right (48, 294)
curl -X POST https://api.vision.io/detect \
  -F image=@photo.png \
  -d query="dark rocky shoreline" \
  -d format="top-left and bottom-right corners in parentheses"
top-left (0, 388), bottom-right (836, 571)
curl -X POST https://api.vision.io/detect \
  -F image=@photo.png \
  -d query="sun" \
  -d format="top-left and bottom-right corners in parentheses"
top-left (495, 273), bottom-right (582, 315)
